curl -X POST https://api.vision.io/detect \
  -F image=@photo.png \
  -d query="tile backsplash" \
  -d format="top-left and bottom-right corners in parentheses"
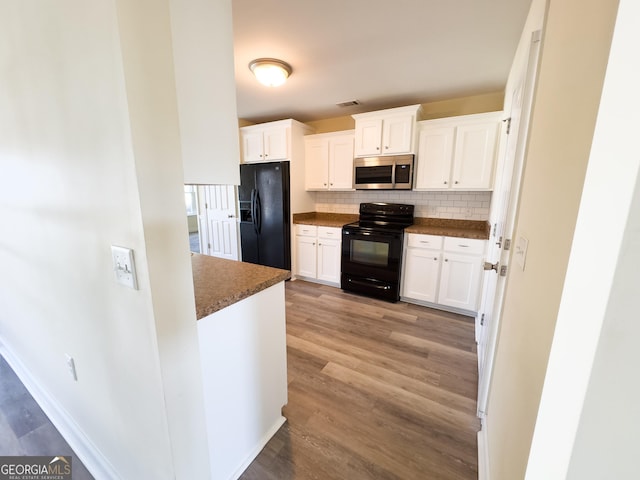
top-left (314, 190), bottom-right (491, 220)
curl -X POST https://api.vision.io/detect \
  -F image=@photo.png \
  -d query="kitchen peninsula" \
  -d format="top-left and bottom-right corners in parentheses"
top-left (191, 253), bottom-right (290, 480)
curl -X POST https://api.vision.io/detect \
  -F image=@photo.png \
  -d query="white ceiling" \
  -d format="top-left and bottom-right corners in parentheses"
top-left (232, 0), bottom-right (533, 124)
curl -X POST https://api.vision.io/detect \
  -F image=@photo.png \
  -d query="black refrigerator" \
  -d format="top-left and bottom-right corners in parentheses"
top-left (238, 161), bottom-right (291, 270)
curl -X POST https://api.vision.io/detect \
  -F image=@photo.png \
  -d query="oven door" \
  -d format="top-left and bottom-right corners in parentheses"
top-left (341, 227), bottom-right (404, 301)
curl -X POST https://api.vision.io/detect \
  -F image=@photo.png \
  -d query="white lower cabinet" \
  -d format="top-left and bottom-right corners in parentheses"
top-left (402, 234), bottom-right (443, 303)
top-left (402, 233), bottom-right (485, 314)
top-left (295, 225), bottom-right (341, 286)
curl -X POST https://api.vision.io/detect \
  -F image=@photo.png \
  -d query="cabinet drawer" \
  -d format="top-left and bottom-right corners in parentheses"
top-left (296, 224), bottom-right (317, 237)
top-left (443, 237), bottom-right (485, 255)
top-left (407, 234), bottom-right (443, 250)
top-left (318, 226), bottom-right (341, 239)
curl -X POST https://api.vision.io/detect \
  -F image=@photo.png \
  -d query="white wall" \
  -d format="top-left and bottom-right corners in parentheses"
top-left (0, 0), bottom-right (213, 477)
top-left (484, 0), bottom-right (619, 478)
top-left (525, 1), bottom-right (640, 477)
top-left (170, 0), bottom-right (241, 186)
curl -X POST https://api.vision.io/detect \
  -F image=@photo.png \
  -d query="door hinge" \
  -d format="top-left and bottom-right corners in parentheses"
top-left (504, 238), bottom-right (512, 251)
top-left (503, 117), bottom-right (512, 134)
top-left (480, 313), bottom-right (485, 326)
top-left (500, 265), bottom-right (508, 276)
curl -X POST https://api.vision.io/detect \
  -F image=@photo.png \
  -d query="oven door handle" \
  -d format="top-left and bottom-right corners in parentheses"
top-left (346, 278), bottom-right (392, 291)
top-left (343, 230), bottom-right (402, 240)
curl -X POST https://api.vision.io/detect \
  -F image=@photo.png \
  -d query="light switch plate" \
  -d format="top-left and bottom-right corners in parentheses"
top-left (514, 235), bottom-right (529, 271)
top-left (111, 245), bottom-right (138, 289)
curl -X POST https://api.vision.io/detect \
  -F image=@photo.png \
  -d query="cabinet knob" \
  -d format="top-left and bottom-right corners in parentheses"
top-left (376, 146), bottom-right (380, 151)
top-left (444, 181), bottom-right (447, 185)
top-left (433, 257), bottom-right (438, 261)
top-left (454, 180), bottom-right (459, 184)
top-left (385, 146), bottom-right (389, 149)
top-left (444, 258), bottom-right (449, 262)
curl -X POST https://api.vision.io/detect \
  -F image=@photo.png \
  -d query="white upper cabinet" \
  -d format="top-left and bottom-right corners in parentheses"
top-left (352, 105), bottom-right (422, 157)
top-left (414, 112), bottom-right (502, 190)
top-left (305, 131), bottom-right (355, 191)
top-left (452, 121), bottom-right (500, 189)
top-left (414, 126), bottom-right (456, 189)
top-left (240, 121), bottom-right (291, 163)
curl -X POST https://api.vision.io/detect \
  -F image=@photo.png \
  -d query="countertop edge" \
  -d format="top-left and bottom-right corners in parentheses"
top-left (191, 254), bottom-right (290, 320)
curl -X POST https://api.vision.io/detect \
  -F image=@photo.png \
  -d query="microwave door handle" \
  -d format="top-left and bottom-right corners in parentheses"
top-left (391, 160), bottom-right (396, 188)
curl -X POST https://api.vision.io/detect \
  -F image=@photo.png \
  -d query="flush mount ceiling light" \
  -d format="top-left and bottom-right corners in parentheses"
top-left (248, 58), bottom-right (292, 87)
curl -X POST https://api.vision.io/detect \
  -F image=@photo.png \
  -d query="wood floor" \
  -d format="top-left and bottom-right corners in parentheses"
top-left (240, 280), bottom-right (480, 480)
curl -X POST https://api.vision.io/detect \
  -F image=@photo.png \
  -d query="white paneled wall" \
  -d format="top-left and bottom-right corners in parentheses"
top-left (314, 191), bottom-right (491, 220)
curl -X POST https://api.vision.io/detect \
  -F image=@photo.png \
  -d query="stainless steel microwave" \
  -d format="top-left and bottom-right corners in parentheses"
top-left (353, 155), bottom-right (414, 190)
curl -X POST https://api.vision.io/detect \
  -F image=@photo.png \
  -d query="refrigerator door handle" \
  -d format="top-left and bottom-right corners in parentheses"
top-left (250, 189), bottom-right (258, 235)
top-left (255, 189), bottom-right (262, 234)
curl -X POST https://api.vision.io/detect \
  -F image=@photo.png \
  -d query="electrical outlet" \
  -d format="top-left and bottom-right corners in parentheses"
top-left (65, 354), bottom-right (78, 381)
top-left (111, 245), bottom-right (138, 289)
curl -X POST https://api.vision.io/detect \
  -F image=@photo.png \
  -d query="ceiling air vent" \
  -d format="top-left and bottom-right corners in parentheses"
top-left (336, 100), bottom-right (360, 108)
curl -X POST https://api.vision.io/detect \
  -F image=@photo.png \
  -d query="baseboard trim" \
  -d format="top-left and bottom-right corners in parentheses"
top-left (478, 420), bottom-right (490, 480)
top-left (0, 340), bottom-right (119, 480)
top-left (229, 415), bottom-right (286, 480)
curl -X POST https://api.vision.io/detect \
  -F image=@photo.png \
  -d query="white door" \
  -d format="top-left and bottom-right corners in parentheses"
top-left (200, 185), bottom-right (239, 261)
top-left (263, 126), bottom-right (288, 161)
top-left (476, 30), bottom-right (542, 416)
top-left (296, 236), bottom-right (317, 278)
top-left (438, 253), bottom-right (482, 311)
top-left (305, 138), bottom-right (329, 190)
top-left (354, 118), bottom-right (383, 156)
top-left (452, 120), bottom-right (499, 189)
top-left (382, 114), bottom-right (414, 154)
top-left (414, 126), bottom-right (455, 189)
top-left (328, 135), bottom-right (354, 190)
top-left (317, 238), bottom-right (340, 284)
top-left (242, 131), bottom-right (265, 163)
top-left (402, 248), bottom-right (442, 303)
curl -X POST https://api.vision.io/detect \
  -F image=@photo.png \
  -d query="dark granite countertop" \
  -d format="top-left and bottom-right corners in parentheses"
top-left (292, 212), bottom-right (359, 228)
top-left (406, 218), bottom-right (490, 239)
top-left (293, 211), bottom-right (489, 240)
top-left (191, 254), bottom-right (290, 320)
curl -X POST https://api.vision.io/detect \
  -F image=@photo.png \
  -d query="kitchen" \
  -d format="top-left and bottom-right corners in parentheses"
top-left (1, 1), bottom-right (632, 480)
top-left (188, 93), bottom-right (503, 478)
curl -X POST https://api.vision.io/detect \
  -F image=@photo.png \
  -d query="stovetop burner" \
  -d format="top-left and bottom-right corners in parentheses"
top-left (345, 202), bottom-right (415, 231)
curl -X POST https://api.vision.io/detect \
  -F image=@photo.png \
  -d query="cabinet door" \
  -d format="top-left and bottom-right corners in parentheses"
top-left (296, 236), bottom-right (317, 278)
top-left (317, 237), bottom-right (341, 284)
top-left (414, 126), bottom-right (455, 189)
top-left (402, 247), bottom-right (442, 303)
top-left (328, 136), bottom-right (354, 190)
top-left (382, 114), bottom-right (414, 154)
top-left (305, 139), bottom-right (329, 190)
top-left (354, 118), bottom-right (383, 156)
top-left (438, 252), bottom-right (483, 311)
top-left (263, 126), bottom-right (289, 161)
top-left (242, 131), bottom-right (265, 163)
top-left (451, 121), bottom-right (499, 189)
